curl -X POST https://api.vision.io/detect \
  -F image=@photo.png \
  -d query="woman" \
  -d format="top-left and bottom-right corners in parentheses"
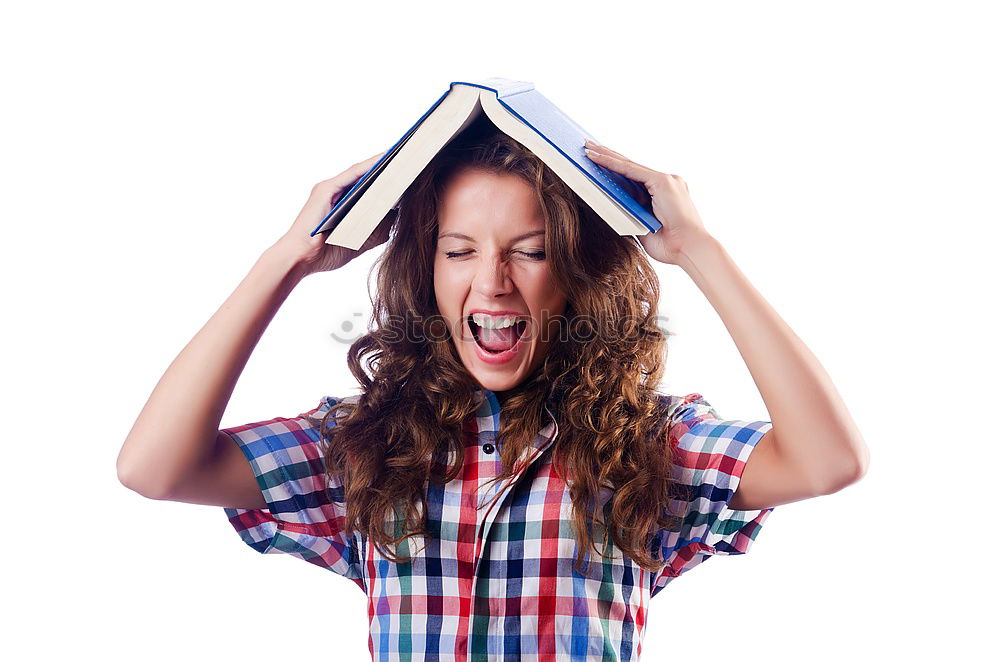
top-left (117, 125), bottom-right (869, 661)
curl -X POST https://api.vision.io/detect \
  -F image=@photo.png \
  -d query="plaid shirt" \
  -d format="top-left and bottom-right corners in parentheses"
top-left (222, 388), bottom-right (774, 661)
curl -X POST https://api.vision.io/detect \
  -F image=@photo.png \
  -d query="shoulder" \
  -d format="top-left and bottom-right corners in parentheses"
top-left (221, 393), bottom-right (362, 456)
top-left (654, 392), bottom-right (720, 437)
top-left (303, 394), bottom-right (362, 425)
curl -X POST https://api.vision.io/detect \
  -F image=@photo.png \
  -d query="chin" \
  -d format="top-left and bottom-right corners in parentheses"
top-left (461, 351), bottom-right (529, 391)
top-left (469, 371), bottom-right (524, 392)
top-left (455, 338), bottom-right (536, 392)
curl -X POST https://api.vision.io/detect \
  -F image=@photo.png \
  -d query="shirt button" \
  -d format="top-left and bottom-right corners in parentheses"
top-left (482, 443), bottom-right (495, 454)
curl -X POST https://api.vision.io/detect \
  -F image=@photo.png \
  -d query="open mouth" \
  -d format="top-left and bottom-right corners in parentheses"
top-left (468, 316), bottom-right (528, 354)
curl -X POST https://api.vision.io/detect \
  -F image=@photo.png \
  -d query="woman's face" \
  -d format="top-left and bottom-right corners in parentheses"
top-left (433, 168), bottom-right (568, 393)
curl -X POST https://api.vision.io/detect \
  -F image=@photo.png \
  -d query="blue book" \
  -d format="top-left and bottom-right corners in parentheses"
top-left (311, 77), bottom-right (660, 250)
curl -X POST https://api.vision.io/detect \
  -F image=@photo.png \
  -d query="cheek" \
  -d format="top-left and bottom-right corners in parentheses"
top-left (433, 262), bottom-right (464, 317)
top-left (432, 259), bottom-right (450, 297)
top-left (526, 269), bottom-right (567, 313)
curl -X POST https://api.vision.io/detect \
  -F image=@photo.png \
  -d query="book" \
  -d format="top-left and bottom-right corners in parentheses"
top-left (311, 77), bottom-right (660, 250)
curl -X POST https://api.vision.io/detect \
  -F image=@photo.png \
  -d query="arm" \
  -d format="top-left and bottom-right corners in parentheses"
top-left (115, 244), bottom-right (307, 500)
top-left (676, 235), bottom-right (870, 505)
top-left (116, 153), bottom-right (392, 502)
top-left (584, 141), bottom-right (870, 509)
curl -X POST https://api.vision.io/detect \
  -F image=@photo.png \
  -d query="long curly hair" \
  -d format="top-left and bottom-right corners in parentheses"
top-left (317, 120), bottom-right (683, 574)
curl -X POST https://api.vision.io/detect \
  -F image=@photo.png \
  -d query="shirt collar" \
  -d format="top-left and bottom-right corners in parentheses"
top-left (470, 386), bottom-right (559, 461)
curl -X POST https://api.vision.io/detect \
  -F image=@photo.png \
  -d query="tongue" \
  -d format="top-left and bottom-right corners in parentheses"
top-left (478, 323), bottom-right (520, 352)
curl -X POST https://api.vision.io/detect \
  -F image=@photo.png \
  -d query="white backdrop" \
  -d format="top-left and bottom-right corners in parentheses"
top-left (2, 1), bottom-right (995, 659)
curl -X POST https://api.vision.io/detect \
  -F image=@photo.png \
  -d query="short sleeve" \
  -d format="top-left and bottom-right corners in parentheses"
top-left (221, 395), bottom-right (364, 587)
top-left (651, 392), bottom-right (774, 593)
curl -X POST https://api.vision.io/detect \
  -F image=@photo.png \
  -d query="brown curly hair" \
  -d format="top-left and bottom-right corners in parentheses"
top-left (317, 120), bottom-right (684, 575)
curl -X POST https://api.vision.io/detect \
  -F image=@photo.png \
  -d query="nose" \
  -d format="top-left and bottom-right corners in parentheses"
top-left (472, 252), bottom-right (514, 299)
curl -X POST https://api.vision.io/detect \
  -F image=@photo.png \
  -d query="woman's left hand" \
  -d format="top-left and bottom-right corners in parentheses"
top-left (584, 139), bottom-right (711, 266)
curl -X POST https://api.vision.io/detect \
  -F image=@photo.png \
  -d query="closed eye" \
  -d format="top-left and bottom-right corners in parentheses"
top-left (444, 250), bottom-right (546, 260)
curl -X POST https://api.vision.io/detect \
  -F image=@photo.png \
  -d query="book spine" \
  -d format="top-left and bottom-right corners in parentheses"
top-left (452, 78), bottom-right (535, 99)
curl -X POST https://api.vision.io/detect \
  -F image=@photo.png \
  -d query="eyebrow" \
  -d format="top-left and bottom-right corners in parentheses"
top-left (438, 230), bottom-right (546, 242)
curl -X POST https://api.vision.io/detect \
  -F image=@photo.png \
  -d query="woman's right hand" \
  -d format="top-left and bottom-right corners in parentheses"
top-left (273, 152), bottom-right (398, 276)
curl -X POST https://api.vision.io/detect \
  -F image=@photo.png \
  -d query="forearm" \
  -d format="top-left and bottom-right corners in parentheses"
top-left (116, 243), bottom-right (310, 498)
top-left (676, 234), bottom-right (869, 491)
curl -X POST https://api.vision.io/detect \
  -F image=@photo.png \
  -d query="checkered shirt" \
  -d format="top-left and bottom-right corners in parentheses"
top-left (222, 388), bottom-right (774, 661)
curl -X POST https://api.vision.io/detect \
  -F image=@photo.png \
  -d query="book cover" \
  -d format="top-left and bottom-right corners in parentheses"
top-left (311, 78), bottom-right (659, 249)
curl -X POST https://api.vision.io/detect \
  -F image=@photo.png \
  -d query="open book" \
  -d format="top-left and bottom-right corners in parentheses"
top-left (311, 77), bottom-right (661, 250)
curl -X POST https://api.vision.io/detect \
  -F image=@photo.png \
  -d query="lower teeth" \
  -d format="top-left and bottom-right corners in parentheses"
top-left (472, 321), bottom-right (523, 354)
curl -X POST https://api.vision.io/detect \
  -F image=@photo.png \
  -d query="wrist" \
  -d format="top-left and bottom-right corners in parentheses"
top-left (260, 240), bottom-right (313, 286)
top-left (675, 232), bottom-right (724, 275)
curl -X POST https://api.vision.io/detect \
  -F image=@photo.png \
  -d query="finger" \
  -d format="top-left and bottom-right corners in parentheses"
top-left (583, 143), bottom-right (648, 192)
top-left (360, 150), bottom-right (386, 168)
top-left (585, 140), bottom-right (635, 165)
top-left (339, 151), bottom-right (385, 185)
top-left (317, 151), bottom-right (387, 193)
top-left (621, 177), bottom-right (652, 207)
top-left (585, 141), bottom-right (654, 173)
top-left (586, 149), bottom-right (658, 185)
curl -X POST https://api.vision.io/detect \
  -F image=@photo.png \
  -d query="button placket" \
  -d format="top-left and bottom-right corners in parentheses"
top-left (467, 404), bottom-right (560, 647)
top-left (476, 431), bottom-right (499, 506)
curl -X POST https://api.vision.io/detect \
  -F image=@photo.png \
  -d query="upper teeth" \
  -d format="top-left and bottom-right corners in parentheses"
top-left (471, 313), bottom-right (521, 329)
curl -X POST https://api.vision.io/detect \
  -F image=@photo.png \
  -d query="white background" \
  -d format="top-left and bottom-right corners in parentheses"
top-left (2, 1), bottom-right (996, 659)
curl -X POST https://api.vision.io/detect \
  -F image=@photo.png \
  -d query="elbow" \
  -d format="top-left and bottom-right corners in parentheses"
top-left (117, 458), bottom-right (171, 501)
top-left (847, 440), bottom-right (871, 484)
top-left (820, 446), bottom-right (870, 495)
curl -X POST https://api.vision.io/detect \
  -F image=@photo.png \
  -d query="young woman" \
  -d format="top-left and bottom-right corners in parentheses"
top-left (118, 125), bottom-right (868, 661)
